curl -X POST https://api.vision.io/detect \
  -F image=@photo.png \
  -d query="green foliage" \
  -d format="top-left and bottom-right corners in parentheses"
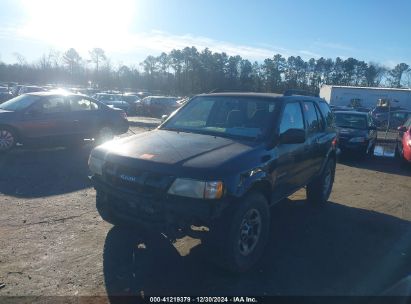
top-left (388, 63), bottom-right (410, 88)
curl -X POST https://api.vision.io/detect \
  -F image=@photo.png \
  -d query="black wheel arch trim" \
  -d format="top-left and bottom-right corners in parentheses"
top-left (319, 147), bottom-right (337, 176)
top-left (235, 171), bottom-right (272, 204)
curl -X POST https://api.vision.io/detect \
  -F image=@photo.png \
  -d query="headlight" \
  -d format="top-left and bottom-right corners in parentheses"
top-left (167, 178), bottom-right (224, 199)
top-left (88, 155), bottom-right (105, 175)
top-left (349, 137), bottom-right (366, 143)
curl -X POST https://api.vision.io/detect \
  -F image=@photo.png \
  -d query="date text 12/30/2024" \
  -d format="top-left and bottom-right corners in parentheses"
top-left (149, 297), bottom-right (258, 303)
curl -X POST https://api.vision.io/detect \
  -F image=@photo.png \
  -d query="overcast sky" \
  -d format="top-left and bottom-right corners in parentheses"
top-left (0, 0), bottom-right (410, 67)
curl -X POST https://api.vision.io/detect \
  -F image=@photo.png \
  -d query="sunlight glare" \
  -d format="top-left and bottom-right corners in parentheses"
top-left (19, 0), bottom-right (137, 53)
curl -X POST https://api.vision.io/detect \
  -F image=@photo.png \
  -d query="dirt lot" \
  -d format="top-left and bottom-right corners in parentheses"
top-left (0, 123), bottom-right (410, 299)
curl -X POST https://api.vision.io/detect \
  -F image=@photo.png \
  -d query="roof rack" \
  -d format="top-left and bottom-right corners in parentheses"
top-left (283, 89), bottom-right (319, 97)
top-left (208, 88), bottom-right (247, 93)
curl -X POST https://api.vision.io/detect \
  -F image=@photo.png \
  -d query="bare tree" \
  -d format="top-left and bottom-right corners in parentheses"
top-left (63, 48), bottom-right (82, 77)
top-left (365, 63), bottom-right (387, 86)
top-left (404, 70), bottom-right (411, 88)
top-left (49, 49), bottom-right (61, 68)
top-left (89, 48), bottom-right (106, 74)
top-left (388, 63), bottom-right (410, 88)
top-left (13, 52), bottom-right (27, 65)
top-left (1, 47), bottom-right (410, 95)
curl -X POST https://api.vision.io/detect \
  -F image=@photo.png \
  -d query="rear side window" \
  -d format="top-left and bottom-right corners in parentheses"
top-left (69, 97), bottom-right (99, 111)
top-left (37, 96), bottom-right (69, 114)
top-left (143, 97), bottom-right (151, 105)
top-left (303, 101), bottom-right (320, 134)
top-left (314, 104), bottom-right (324, 131)
top-left (318, 101), bottom-right (335, 130)
top-left (279, 102), bottom-right (304, 134)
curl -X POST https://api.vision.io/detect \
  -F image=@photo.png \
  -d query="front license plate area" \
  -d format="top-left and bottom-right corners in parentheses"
top-left (127, 199), bottom-right (156, 215)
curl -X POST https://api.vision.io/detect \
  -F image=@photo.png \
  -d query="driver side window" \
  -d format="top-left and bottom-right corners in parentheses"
top-left (279, 102), bottom-right (304, 135)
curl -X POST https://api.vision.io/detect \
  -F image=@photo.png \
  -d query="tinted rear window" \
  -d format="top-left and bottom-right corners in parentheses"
top-left (318, 101), bottom-right (335, 129)
top-left (303, 101), bottom-right (321, 134)
top-left (335, 113), bottom-right (367, 129)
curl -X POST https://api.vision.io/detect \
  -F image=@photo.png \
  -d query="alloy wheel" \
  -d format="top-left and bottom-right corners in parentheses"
top-left (238, 208), bottom-right (262, 256)
top-left (0, 129), bottom-right (14, 152)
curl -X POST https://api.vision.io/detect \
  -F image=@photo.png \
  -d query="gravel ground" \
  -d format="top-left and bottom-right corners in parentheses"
top-left (0, 122), bottom-right (410, 299)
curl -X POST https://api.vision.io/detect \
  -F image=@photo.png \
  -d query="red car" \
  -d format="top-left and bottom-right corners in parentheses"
top-left (396, 117), bottom-right (411, 163)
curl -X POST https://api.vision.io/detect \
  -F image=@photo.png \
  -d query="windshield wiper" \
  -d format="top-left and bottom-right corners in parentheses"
top-left (161, 127), bottom-right (198, 134)
top-left (162, 127), bottom-right (257, 140)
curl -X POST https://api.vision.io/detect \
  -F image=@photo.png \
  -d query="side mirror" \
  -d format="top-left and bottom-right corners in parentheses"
top-left (161, 114), bottom-right (168, 123)
top-left (279, 128), bottom-right (306, 144)
top-left (398, 126), bottom-right (407, 132)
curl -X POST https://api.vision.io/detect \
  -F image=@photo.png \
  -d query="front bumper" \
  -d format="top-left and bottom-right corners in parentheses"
top-left (91, 176), bottom-right (230, 229)
top-left (338, 139), bottom-right (369, 152)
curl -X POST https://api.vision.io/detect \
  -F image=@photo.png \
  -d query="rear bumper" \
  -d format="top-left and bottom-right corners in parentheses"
top-left (91, 176), bottom-right (230, 229)
top-left (403, 146), bottom-right (411, 162)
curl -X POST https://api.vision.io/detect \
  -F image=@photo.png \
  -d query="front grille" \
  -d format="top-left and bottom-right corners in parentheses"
top-left (109, 194), bottom-right (165, 223)
top-left (338, 135), bottom-right (351, 144)
top-left (103, 162), bottom-right (175, 198)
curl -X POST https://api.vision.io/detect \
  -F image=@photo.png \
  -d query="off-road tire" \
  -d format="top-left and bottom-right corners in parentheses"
top-left (96, 192), bottom-right (147, 231)
top-left (208, 192), bottom-right (270, 273)
top-left (306, 157), bottom-right (336, 205)
top-left (96, 192), bottom-right (127, 227)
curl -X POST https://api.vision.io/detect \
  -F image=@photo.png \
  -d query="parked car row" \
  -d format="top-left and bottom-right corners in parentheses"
top-left (2, 83), bottom-right (185, 118)
top-left (0, 86), bottom-right (13, 103)
top-left (369, 105), bottom-right (411, 129)
top-left (374, 109), bottom-right (411, 129)
top-left (136, 96), bottom-right (180, 117)
top-left (91, 92), bottom-right (182, 117)
top-left (329, 104), bottom-right (411, 164)
top-left (93, 93), bottom-right (137, 115)
top-left (330, 104), bottom-right (411, 131)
